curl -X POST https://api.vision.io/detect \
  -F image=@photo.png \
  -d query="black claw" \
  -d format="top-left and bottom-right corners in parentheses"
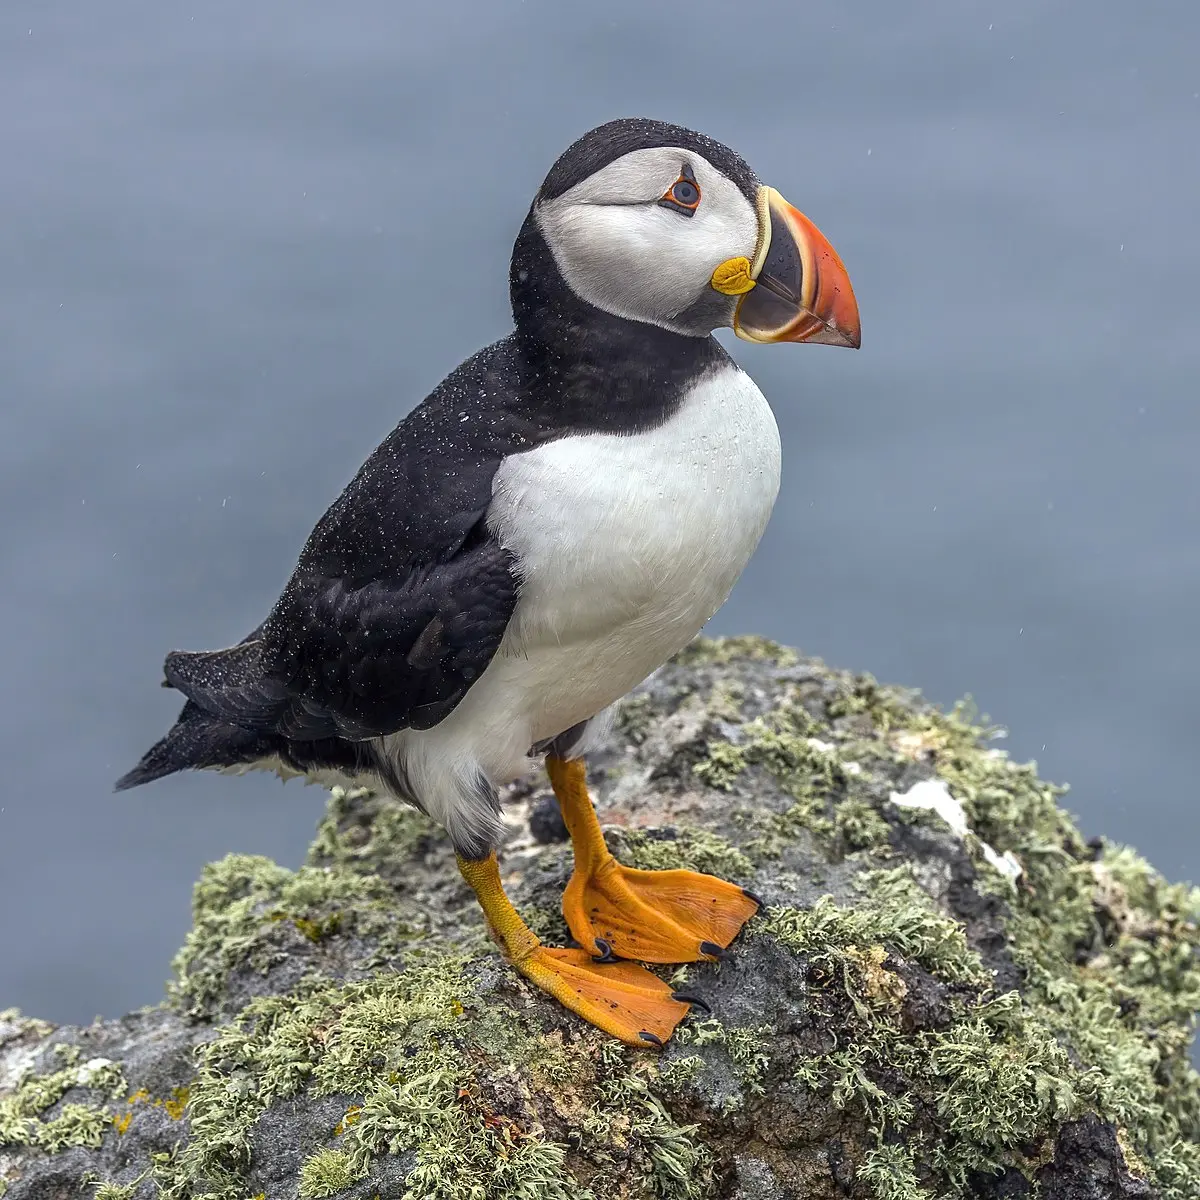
top-left (671, 991), bottom-right (712, 1014)
top-left (700, 940), bottom-right (730, 960)
top-left (742, 888), bottom-right (765, 908)
top-left (592, 938), bottom-right (618, 964)
top-left (638, 1031), bottom-right (665, 1047)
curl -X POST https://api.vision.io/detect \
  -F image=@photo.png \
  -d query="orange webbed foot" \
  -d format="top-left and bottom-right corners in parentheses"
top-left (517, 946), bottom-right (697, 1046)
top-left (457, 850), bottom-right (701, 1046)
top-left (545, 754), bottom-right (759, 966)
top-left (563, 856), bottom-right (760, 964)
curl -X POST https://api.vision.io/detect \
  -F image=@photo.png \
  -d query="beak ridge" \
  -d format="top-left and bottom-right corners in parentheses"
top-left (787, 204), bottom-right (861, 349)
top-left (732, 187), bottom-right (861, 349)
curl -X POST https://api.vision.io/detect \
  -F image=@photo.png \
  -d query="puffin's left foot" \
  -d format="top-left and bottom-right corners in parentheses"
top-left (546, 756), bottom-right (759, 965)
top-left (516, 946), bottom-right (694, 1046)
top-left (456, 852), bottom-right (696, 1046)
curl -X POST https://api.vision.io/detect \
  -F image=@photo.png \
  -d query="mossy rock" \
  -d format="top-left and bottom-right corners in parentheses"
top-left (2, 637), bottom-right (1197, 1199)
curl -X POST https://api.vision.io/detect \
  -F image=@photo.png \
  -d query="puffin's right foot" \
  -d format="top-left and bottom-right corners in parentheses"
top-left (546, 755), bottom-right (759, 964)
top-left (456, 852), bottom-right (695, 1047)
top-left (562, 856), bottom-right (759, 964)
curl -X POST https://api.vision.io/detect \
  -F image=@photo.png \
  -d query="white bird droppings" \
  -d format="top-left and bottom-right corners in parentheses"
top-left (889, 778), bottom-right (1023, 882)
top-left (77, 1057), bottom-right (116, 1084)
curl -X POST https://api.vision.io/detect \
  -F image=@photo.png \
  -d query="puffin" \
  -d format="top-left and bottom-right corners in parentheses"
top-left (117, 118), bottom-right (861, 1047)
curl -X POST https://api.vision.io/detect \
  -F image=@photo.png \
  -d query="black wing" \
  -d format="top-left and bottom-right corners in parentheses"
top-left (162, 338), bottom-right (536, 742)
top-left (164, 527), bottom-right (517, 740)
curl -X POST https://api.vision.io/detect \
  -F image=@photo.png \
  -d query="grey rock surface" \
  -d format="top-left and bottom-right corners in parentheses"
top-left (2, 639), bottom-right (1197, 1199)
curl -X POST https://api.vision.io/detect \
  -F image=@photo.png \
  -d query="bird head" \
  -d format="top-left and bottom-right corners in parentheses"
top-left (524, 117), bottom-right (860, 349)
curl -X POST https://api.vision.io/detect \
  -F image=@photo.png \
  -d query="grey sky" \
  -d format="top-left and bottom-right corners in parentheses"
top-left (1, 0), bottom-right (1197, 1023)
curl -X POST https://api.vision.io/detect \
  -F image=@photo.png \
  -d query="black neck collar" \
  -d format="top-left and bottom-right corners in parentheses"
top-left (507, 211), bottom-right (727, 435)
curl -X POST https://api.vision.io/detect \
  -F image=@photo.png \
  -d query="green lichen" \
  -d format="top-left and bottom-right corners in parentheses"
top-left (696, 710), bottom-right (832, 799)
top-left (37, 1103), bottom-right (111, 1153)
top-left (298, 1147), bottom-right (356, 1198)
top-left (824, 670), bottom-right (930, 733)
top-left (673, 1020), bottom-right (772, 1108)
top-left (87, 1177), bottom-right (141, 1200)
top-left (585, 1047), bottom-right (713, 1199)
top-left (166, 949), bottom-right (712, 1200)
top-left (177, 958), bottom-right (476, 1196)
top-left (672, 635), bottom-right (799, 668)
top-left (615, 694), bottom-right (656, 746)
top-left (520, 899), bottom-right (572, 947)
top-left (834, 797), bottom-right (893, 854)
top-left (654, 1054), bottom-right (706, 1094)
top-left (616, 827), bottom-right (754, 881)
top-left (702, 678), bottom-right (746, 725)
top-left (3, 637), bottom-right (1195, 1198)
top-left (170, 852), bottom-right (418, 1019)
top-left (690, 741), bottom-right (747, 792)
top-left (818, 668), bottom-right (1200, 1196)
top-left (691, 702), bottom-right (897, 865)
top-left (649, 846), bottom-right (1142, 1186)
top-left (0, 1046), bottom-right (126, 1152)
top-left (763, 874), bottom-right (987, 988)
top-left (855, 1145), bottom-right (927, 1200)
top-left (784, 938), bottom-right (1099, 1183)
top-left (307, 786), bottom-right (438, 875)
top-left (0, 1009), bottom-right (52, 1041)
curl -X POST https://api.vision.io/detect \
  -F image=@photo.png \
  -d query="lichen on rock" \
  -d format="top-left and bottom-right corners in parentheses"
top-left (1, 637), bottom-right (1197, 1198)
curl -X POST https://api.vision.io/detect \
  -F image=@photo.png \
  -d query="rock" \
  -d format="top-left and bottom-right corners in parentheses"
top-left (2, 637), bottom-right (1198, 1199)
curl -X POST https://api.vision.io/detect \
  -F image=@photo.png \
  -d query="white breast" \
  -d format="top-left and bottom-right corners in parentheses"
top-left (384, 362), bottom-right (780, 843)
top-left (487, 361), bottom-right (781, 736)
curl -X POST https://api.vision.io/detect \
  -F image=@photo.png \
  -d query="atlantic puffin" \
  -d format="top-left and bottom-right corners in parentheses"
top-left (117, 118), bottom-right (861, 1046)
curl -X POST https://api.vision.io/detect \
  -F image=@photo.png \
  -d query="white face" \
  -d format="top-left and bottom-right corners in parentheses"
top-left (534, 146), bottom-right (760, 337)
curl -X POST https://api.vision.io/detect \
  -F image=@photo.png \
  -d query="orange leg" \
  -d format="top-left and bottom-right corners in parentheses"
top-left (546, 756), bottom-right (760, 964)
top-left (456, 852), bottom-right (694, 1047)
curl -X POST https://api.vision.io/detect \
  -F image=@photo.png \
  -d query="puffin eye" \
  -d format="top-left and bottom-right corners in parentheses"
top-left (671, 179), bottom-right (699, 205)
top-left (658, 164), bottom-right (701, 217)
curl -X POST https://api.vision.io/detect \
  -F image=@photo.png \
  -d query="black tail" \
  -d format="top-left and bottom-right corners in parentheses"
top-left (114, 698), bottom-right (279, 792)
top-left (162, 640), bottom-right (291, 731)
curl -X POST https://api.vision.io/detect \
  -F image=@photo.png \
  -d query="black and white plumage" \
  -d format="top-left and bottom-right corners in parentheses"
top-left (117, 117), bottom-right (860, 861)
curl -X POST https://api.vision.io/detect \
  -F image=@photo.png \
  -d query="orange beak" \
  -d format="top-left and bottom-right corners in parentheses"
top-left (733, 187), bottom-right (861, 349)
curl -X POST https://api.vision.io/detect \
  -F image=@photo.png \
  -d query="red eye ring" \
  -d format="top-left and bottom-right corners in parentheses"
top-left (669, 178), bottom-right (700, 207)
top-left (658, 164), bottom-right (701, 216)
